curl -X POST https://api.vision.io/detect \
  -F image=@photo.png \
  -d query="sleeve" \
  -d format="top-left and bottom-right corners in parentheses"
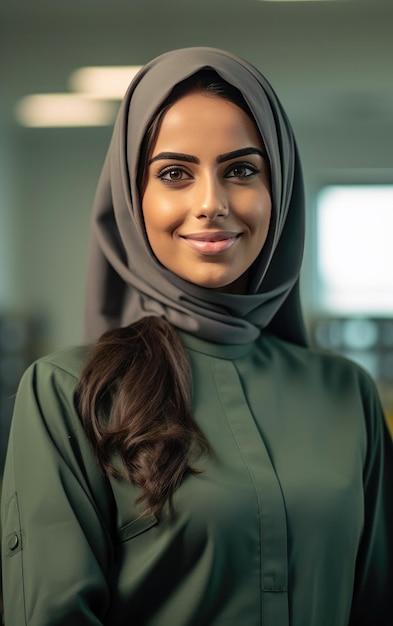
top-left (1, 358), bottom-right (114, 626)
top-left (349, 375), bottom-right (393, 626)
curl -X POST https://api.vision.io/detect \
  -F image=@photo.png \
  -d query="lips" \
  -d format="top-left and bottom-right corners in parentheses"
top-left (180, 231), bottom-right (241, 254)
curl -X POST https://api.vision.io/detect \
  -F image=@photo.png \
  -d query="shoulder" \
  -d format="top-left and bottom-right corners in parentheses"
top-left (18, 343), bottom-right (91, 394)
top-left (260, 333), bottom-right (379, 398)
top-left (14, 344), bottom-right (92, 424)
top-left (33, 343), bottom-right (92, 381)
top-left (10, 344), bottom-right (100, 473)
top-left (260, 335), bottom-right (390, 457)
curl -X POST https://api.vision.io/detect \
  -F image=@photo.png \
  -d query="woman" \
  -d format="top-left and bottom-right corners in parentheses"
top-left (1, 47), bottom-right (392, 626)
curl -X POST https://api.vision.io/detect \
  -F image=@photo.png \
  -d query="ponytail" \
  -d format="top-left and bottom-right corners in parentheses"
top-left (76, 317), bottom-right (210, 515)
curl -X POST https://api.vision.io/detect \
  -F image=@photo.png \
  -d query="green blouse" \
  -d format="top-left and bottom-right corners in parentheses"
top-left (1, 332), bottom-right (393, 625)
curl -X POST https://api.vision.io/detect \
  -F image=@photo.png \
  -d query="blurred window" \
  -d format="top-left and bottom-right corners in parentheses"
top-left (316, 185), bottom-right (393, 314)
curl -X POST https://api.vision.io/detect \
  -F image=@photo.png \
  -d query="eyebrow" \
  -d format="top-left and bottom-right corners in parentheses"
top-left (148, 152), bottom-right (199, 165)
top-left (216, 147), bottom-right (267, 163)
top-left (148, 147), bottom-right (266, 166)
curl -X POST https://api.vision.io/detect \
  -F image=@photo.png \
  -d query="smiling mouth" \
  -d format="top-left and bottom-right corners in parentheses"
top-left (180, 231), bottom-right (241, 254)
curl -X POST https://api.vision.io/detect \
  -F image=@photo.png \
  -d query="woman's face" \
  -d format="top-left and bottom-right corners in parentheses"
top-left (142, 92), bottom-right (272, 294)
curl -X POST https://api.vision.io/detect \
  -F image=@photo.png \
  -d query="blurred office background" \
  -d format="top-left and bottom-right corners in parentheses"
top-left (1, 0), bottom-right (393, 474)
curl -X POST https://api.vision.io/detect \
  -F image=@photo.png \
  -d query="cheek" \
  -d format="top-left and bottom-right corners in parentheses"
top-left (243, 189), bottom-right (272, 234)
top-left (142, 188), bottom-right (185, 236)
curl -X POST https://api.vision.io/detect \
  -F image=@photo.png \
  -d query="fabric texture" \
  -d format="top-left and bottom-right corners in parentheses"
top-left (2, 337), bottom-right (393, 625)
top-left (85, 47), bottom-right (307, 346)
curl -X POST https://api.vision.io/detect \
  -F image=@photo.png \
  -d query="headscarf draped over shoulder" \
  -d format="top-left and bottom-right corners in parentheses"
top-left (85, 47), bottom-right (307, 346)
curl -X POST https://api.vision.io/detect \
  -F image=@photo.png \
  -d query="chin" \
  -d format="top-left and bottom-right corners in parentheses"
top-left (178, 268), bottom-right (248, 294)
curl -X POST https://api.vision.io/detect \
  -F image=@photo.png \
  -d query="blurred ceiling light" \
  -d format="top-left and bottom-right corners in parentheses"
top-left (15, 94), bottom-right (118, 127)
top-left (68, 66), bottom-right (142, 99)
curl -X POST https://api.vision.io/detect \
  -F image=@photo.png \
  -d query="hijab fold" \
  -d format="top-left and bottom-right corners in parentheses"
top-left (85, 47), bottom-right (308, 346)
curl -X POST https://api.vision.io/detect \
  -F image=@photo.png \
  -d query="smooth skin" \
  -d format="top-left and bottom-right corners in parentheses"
top-left (142, 92), bottom-right (272, 294)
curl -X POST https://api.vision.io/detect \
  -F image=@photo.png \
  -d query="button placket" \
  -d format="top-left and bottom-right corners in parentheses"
top-left (211, 357), bottom-right (289, 625)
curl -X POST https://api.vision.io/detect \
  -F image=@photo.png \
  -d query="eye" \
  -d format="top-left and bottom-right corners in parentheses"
top-left (156, 166), bottom-right (192, 184)
top-left (225, 162), bottom-right (260, 180)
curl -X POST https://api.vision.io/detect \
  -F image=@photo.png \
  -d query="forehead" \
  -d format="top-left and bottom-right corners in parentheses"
top-left (151, 92), bottom-right (263, 153)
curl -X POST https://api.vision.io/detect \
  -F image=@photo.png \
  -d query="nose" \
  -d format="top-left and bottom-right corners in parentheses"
top-left (194, 173), bottom-right (228, 220)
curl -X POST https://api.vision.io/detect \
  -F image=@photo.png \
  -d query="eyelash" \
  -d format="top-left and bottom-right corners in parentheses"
top-left (156, 166), bottom-right (191, 184)
top-left (156, 162), bottom-right (261, 184)
top-left (225, 162), bottom-right (261, 179)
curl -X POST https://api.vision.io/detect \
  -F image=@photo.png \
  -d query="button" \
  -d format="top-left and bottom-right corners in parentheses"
top-left (7, 533), bottom-right (19, 551)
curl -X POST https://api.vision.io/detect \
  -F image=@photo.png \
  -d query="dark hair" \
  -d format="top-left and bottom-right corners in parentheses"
top-left (76, 317), bottom-right (209, 515)
top-left (76, 70), bottom-right (254, 516)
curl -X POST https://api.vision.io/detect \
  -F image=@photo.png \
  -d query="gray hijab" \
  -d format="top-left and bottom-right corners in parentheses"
top-left (85, 47), bottom-right (307, 346)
